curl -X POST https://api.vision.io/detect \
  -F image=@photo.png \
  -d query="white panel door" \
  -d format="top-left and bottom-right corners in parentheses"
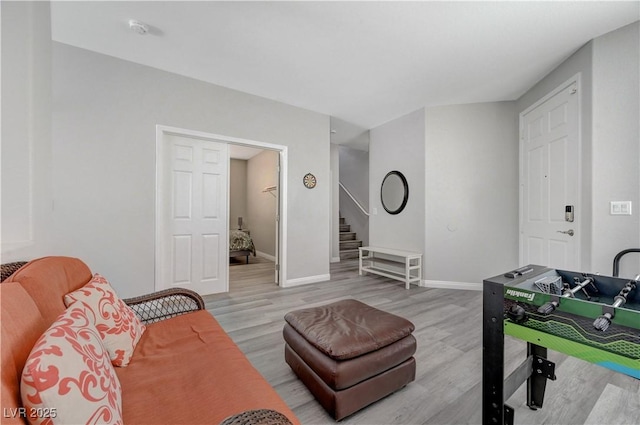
top-left (521, 79), bottom-right (580, 270)
top-left (158, 134), bottom-right (228, 295)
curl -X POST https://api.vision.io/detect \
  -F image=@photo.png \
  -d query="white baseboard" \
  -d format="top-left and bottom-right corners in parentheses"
top-left (331, 256), bottom-right (341, 263)
top-left (284, 274), bottom-right (331, 288)
top-left (255, 250), bottom-right (276, 262)
top-left (420, 280), bottom-right (482, 291)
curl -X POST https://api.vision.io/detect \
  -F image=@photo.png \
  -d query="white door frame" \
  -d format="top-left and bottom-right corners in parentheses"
top-left (519, 73), bottom-right (582, 269)
top-left (156, 125), bottom-right (288, 290)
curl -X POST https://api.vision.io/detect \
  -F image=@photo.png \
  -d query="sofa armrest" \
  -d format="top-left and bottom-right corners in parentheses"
top-left (123, 288), bottom-right (205, 324)
top-left (1, 261), bottom-right (28, 282)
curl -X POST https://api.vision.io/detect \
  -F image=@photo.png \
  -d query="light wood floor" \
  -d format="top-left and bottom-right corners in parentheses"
top-left (205, 260), bottom-right (639, 425)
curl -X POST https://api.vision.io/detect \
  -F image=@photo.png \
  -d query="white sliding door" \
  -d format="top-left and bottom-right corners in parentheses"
top-left (157, 132), bottom-right (229, 295)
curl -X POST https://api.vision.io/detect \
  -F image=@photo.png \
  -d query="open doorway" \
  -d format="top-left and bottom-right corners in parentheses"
top-left (229, 144), bottom-right (280, 290)
top-left (156, 125), bottom-right (288, 296)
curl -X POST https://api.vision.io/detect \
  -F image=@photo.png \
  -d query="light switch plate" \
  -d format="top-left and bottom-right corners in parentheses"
top-left (610, 201), bottom-right (632, 215)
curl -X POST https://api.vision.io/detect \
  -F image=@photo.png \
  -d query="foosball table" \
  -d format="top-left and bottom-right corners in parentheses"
top-left (482, 251), bottom-right (640, 425)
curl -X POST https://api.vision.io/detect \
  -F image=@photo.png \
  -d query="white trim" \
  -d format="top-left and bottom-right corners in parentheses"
top-left (255, 250), bottom-right (276, 262)
top-left (278, 148), bottom-right (288, 286)
top-left (284, 274), bottom-right (330, 287)
top-left (155, 124), bottom-right (288, 291)
top-left (155, 127), bottom-right (168, 293)
top-left (520, 73), bottom-right (581, 116)
top-left (331, 256), bottom-right (341, 263)
top-left (1, 241), bottom-right (35, 252)
top-left (420, 280), bottom-right (482, 291)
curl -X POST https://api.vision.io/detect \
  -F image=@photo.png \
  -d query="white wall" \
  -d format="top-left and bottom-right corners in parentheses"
top-left (50, 43), bottom-right (330, 297)
top-left (424, 102), bottom-right (518, 283)
top-left (591, 21), bottom-right (640, 277)
top-left (1, 1), bottom-right (53, 262)
top-left (247, 150), bottom-right (278, 258)
top-left (369, 109), bottom-right (425, 254)
top-left (229, 159), bottom-right (247, 230)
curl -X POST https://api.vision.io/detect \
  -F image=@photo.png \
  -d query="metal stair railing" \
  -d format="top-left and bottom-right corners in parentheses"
top-left (339, 182), bottom-right (370, 217)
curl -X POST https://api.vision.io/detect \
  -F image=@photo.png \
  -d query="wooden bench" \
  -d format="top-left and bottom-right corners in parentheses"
top-left (358, 246), bottom-right (422, 289)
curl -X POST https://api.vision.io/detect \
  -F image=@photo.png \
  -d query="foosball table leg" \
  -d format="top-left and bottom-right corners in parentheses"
top-left (526, 343), bottom-right (556, 410)
top-left (482, 278), bottom-right (509, 425)
top-left (483, 276), bottom-right (557, 425)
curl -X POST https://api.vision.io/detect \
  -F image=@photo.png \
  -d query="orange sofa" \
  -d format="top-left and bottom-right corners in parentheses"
top-left (1, 257), bottom-right (299, 424)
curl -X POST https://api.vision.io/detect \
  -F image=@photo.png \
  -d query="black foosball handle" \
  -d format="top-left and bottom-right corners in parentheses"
top-left (537, 301), bottom-right (558, 315)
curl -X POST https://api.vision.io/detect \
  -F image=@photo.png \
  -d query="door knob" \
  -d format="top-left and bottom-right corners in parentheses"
top-left (557, 229), bottom-right (574, 236)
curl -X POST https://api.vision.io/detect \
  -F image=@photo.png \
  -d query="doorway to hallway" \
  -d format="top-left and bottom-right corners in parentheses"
top-left (155, 125), bottom-right (288, 296)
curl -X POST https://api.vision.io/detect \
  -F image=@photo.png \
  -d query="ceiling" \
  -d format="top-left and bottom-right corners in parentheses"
top-left (50, 1), bottom-right (639, 149)
top-left (229, 144), bottom-right (265, 160)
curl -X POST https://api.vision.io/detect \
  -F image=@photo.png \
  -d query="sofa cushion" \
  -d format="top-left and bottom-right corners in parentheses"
top-left (64, 274), bottom-right (146, 367)
top-left (115, 310), bottom-right (300, 425)
top-left (284, 299), bottom-right (415, 360)
top-left (21, 305), bottom-right (123, 425)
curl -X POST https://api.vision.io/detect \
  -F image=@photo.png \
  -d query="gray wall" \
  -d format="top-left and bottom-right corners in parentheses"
top-left (4, 4), bottom-right (636, 291)
top-left (49, 43), bottom-right (330, 297)
top-left (247, 150), bottom-right (278, 258)
top-left (338, 145), bottom-right (369, 247)
top-left (369, 109), bottom-right (425, 254)
top-left (229, 159), bottom-right (247, 230)
top-left (516, 21), bottom-right (640, 277)
top-left (368, 22), bottom-right (639, 284)
top-left (591, 22), bottom-right (640, 277)
top-left (370, 104), bottom-right (518, 285)
top-left (1, 1), bottom-right (53, 261)
top-left (424, 102), bottom-right (518, 282)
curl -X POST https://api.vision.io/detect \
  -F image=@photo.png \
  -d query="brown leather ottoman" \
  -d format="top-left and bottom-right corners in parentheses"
top-left (283, 299), bottom-right (416, 420)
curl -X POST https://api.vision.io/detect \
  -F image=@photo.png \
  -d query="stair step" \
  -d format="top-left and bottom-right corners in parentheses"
top-left (340, 240), bottom-right (362, 250)
top-left (339, 224), bottom-right (351, 232)
top-left (339, 217), bottom-right (346, 225)
top-left (340, 249), bottom-right (360, 260)
top-left (339, 232), bottom-right (356, 241)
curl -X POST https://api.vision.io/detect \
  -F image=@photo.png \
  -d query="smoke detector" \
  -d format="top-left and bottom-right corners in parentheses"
top-left (129, 20), bottom-right (149, 35)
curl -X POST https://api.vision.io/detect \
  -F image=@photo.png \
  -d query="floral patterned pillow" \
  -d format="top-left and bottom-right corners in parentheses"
top-left (64, 274), bottom-right (146, 367)
top-left (21, 305), bottom-right (123, 425)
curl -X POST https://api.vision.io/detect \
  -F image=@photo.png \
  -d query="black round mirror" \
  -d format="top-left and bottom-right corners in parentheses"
top-left (380, 171), bottom-right (409, 215)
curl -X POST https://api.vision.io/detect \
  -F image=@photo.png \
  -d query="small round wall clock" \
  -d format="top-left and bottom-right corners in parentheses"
top-left (303, 173), bottom-right (317, 189)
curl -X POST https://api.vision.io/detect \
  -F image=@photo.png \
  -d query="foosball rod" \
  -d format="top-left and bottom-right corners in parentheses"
top-left (564, 276), bottom-right (596, 297)
top-left (537, 276), bottom-right (596, 314)
top-left (592, 277), bottom-right (638, 331)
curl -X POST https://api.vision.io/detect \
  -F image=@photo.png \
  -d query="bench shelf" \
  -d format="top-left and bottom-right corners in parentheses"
top-left (358, 246), bottom-right (422, 289)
